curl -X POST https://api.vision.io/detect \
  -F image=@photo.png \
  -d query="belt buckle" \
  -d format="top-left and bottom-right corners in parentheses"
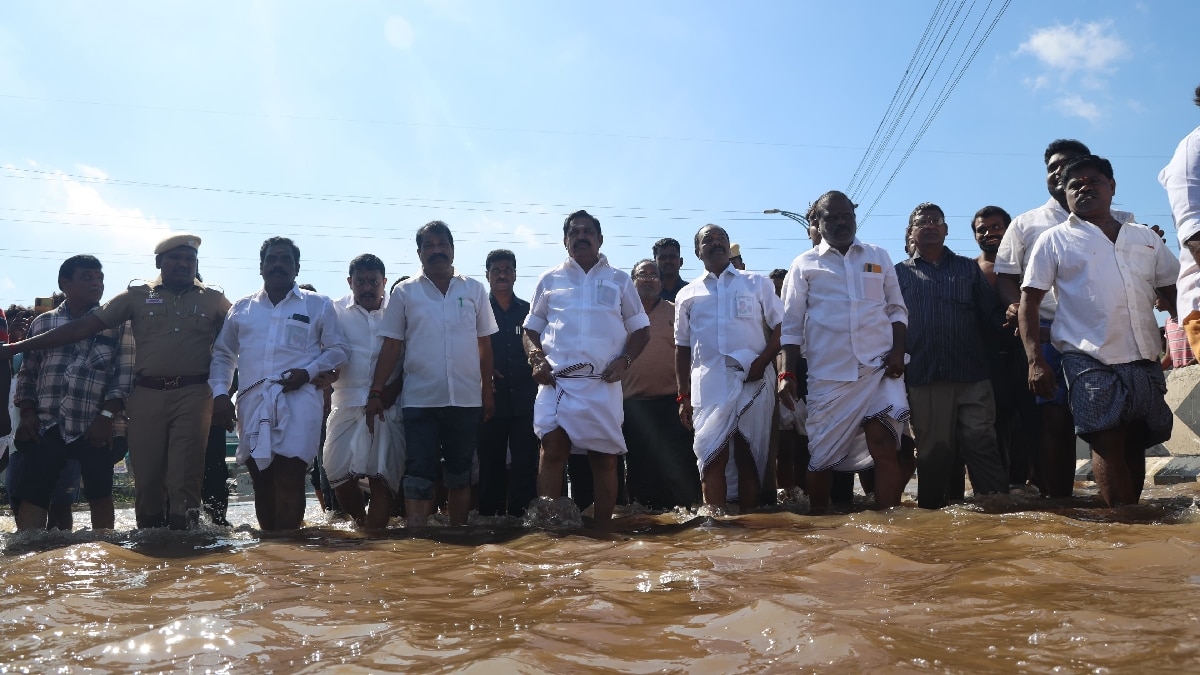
top-left (163, 376), bottom-right (183, 390)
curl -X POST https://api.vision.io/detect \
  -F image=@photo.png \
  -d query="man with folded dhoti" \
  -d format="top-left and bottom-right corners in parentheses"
top-left (210, 237), bottom-right (348, 531)
top-left (1021, 155), bottom-right (1179, 507)
top-left (323, 253), bottom-right (403, 528)
top-left (675, 225), bottom-right (783, 511)
top-left (524, 210), bottom-right (650, 529)
top-left (780, 191), bottom-right (914, 514)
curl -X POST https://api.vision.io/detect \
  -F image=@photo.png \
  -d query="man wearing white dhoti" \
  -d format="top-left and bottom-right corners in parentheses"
top-left (675, 225), bottom-right (783, 511)
top-left (211, 237), bottom-right (348, 531)
top-left (524, 210), bottom-right (650, 529)
top-left (323, 254), bottom-right (404, 528)
top-left (779, 191), bottom-right (914, 513)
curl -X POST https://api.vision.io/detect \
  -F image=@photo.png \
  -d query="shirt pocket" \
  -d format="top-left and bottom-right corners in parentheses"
top-left (862, 272), bottom-right (885, 302)
top-left (940, 276), bottom-right (973, 306)
top-left (456, 296), bottom-right (478, 325)
top-left (284, 318), bottom-right (311, 349)
top-left (735, 293), bottom-right (758, 320)
top-left (595, 280), bottom-right (620, 308)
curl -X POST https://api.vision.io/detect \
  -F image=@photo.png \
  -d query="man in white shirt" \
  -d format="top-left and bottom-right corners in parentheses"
top-left (323, 254), bottom-right (403, 529)
top-left (365, 221), bottom-right (497, 527)
top-left (211, 237), bottom-right (349, 531)
top-left (1020, 156), bottom-right (1179, 507)
top-left (994, 138), bottom-right (1136, 499)
top-left (779, 191), bottom-right (913, 513)
top-left (524, 210), bottom-right (650, 529)
top-left (675, 225), bottom-right (783, 511)
top-left (1164, 85), bottom-right (1200, 357)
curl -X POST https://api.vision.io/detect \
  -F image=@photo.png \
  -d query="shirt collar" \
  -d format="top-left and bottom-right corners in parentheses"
top-left (1066, 211), bottom-right (1138, 229)
top-left (703, 262), bottom-right (739, 280)
top-left (817, 237), bottom-right (862, 256)
top-left (912, 246), bottom-right (957, 264)
top-left (566, 253), bottom-right (610, 273)
top-left (149, 276), bottom-right (207, 292)
top-left (340, 292), bottom-right (387, 313)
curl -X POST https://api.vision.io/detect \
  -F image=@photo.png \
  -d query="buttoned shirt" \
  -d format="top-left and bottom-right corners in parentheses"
top-left (1162, 126), bottom-right (1200, 313)
top-left (781, 239), bottom-right (907, 382)
top-left (995, 198), bottom-right (1135, 320)
top-left (379, 273), bottom-right (497, 409)
top-left (896, 247), bottom-right (1001, 387)
top-left (16, 301), bottom-right (135, 443)
top-left (622, 299), bottom-right (678, 399)
top-left (329, 293), bottom-right (399, 409)
top-left (94, 276), bottom-right (231, 377)
top-left (675, 265), bottom-right (783, 406)
top-left (1024, 215), bottom-right (1179, 365)
top-left (209, 285), bottom-right (348, 397)
top-left (524, 254), bottom-right (650, 370)
top-left (489, 293), bottom-right (536, 418)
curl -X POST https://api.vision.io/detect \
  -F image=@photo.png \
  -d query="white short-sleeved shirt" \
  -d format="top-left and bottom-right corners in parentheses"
top-left (1023, 215), bottom-right (1180, 364)
top-left (379, 274), bottom-right (498, 408)
top-left (781, 239), bottom-right (908, 382)
top-left (209, 285), bottom-right (348, 396)
top-left (523, 254), bottom-right (650, 369)
top-left (330, 293), bottom-right (401, 409)
top-left (674, 265), bottom-right (783, 406)
top-left (995, 197), bottom-right (1135, 320)
top-left (1161, 126), bottom-right (1200, 313)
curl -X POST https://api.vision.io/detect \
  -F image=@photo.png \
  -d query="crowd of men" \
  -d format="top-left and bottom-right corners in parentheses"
top-left (1, 85), bottom-right (1197, 532)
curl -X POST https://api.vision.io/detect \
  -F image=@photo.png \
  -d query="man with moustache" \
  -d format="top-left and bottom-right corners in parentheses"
top-left (11, 255), bottom-right (134, 530)
top-left (621, 259), bottom-right (701, 509)
top-left (779, 191), bottom-right (913, 513)
top-left (995, 140), bottom-right (1136, 498)
top-left (321, 254), bottom-right (403, 528)
top-left (1020, 156), bottom-right (1178, 507)
top-left (653, 238), bottom-right (688, 302)
top-left (896, 203), bottom-right (1008, 509)
top-left (477, 249), bottom-right (539, 517)
top-left (675, 225), bottom-right (783, 511)
top-left (210, 237), bottom-right (348, 531)
top-left (1164, 85), bottom-right (1200, 358)
top-left (0, 234), bottom-right (231, 529)
top-left (365, 221), bottom-right (497, 527)
top-left (524, 210), bottom-right (650, 529)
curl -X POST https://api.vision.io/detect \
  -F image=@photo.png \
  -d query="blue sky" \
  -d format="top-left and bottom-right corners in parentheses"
top-left (1, 0), bottom-right (1197, 308)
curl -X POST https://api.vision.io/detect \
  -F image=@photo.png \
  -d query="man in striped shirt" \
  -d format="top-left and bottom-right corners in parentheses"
top-left (896, 203), bottom-right (1009, 509)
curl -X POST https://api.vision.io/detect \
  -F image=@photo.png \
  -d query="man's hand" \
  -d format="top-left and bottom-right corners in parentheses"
top-left (777, 377), bottom-right (797, 411)
top-left (481, 391), bottom-right (495, 423)
top-left (600, 356), bottom-right (629, 383)
top-left (310, 370), bottom-right (339, 390)
top-left (86, 414), bottom-right (114, 448)
top-left (747, 357), bottom-right (769, 382)
top-left (491, 368), bottom-right (503, 393)
top-left (884, 348), bottom-right (906, 379)
top-left (1151, 224), bottom-right (1168, 245)
top-left (678, 403), bottom-right (694, 430)
top-left (212, 394), bottom-right (237, 431)
top-left (15, 408), bottom-right (39, 442)
top-left (529, 352), bottom-right (555, 387)
top-left (278, 368), bottom-right (310, 393)
top-left (1003, 302), bottom-right (1020, 332)
top-left (1027, 357), bottom-right (1058, 400)
top-left (364, 397), bottom-right (385, 433)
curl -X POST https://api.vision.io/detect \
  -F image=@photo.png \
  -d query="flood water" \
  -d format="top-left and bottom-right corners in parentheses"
top-left (2, 482), bottom-right (1199, 673)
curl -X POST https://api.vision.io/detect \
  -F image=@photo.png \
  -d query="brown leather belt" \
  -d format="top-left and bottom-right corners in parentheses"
top-left (136, 374), bottom-right (209, 390)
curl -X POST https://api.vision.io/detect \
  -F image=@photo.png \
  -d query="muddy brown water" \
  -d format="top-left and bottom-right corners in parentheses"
top-left (2, 482), bottom-right (1199, 673)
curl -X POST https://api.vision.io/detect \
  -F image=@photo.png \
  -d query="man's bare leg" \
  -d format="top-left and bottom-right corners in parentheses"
top-left (587, 450), bottom-right (618, 529)
top-left (447, 486), bottom-right (471, 526)
top-left (334, 482), bottom-right (367, 524)
top-left (405, 498), bottom-right (434, 527)
top-left (864, 419), bottom-right (903, 509)
top-left (537, 428), bottom-right (570, 498)
top-left (88, 497), bottom-right (115, 530)
top-left (271, 456), bottom-right (309, 531)
top-left (1088, 426), bottom-right (1139, 507)
top-left (244, 461), bottom-right (276, 531)
top-left (15, 501), bottom-right (49, 531)
top-left (733, 435), bottom-right (760, 512)
top-left (1124, 444), bottom-right (1146, 503)
top-left (48, 503), bottom-right (74, 530)
top-left (365, 478), bottom-right (393, 529)
top-left (1040, 404), bottom-right (1077, 498)
top-left (807, 470), bottom-right (832, 515)
top-left (701, 445), bottom-right (730, 507)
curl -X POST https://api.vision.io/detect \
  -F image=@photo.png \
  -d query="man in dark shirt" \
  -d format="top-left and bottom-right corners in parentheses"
top-left (896, 203), bottom-right (1009, 509)
top-left (653, 238), bottom-right (688, 302)
top-left (478, 249), bottom-right (539, 517)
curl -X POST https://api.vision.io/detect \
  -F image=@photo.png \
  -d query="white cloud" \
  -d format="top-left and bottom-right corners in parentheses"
top-left (1054, 95), bottom-right (1101, 122)
top-left (76, 164), bottom-right (109, 181)
top-left (1017, 20), bottom-right (1128, 122)
top-left (385, 16), bottom-right (415, 50)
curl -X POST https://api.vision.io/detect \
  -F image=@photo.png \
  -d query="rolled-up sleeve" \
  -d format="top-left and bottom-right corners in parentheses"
top-left (619, 277), bottom-right (650, 334)
top-left (674, 293), bottom-right (692, 347)
top-left (207, 303), bottom-right (240, 397)
top-left (378, 286), bottom-right (407, 341)
top-left (476, 281), bottom-right (499, 337)
top-left (1022, 234), bottom-right (1057, 291)
top-left (523, 276), bottom-right (549, 334)
top-left (881, 256), bottom-right (908, 325)
top-left (1154, 237), bottom-right (1182, 287)
top-left (780, 261), bottom-right (808, 347)
top-left (306, 299), bottom-right (349, 381)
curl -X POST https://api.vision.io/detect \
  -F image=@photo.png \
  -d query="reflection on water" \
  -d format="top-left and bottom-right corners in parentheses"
top-left (2, 483), bottom-right (1199, 673)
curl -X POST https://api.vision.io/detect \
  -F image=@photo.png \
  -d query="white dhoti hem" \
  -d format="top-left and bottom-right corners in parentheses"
top-left (235, 382), bottom-right (323, 471)
top-left (692, 362), bottom-right (775, 502)
top-left (322, 404), bottom-right (404, 494)
top-left (533, 376), bottom-right (627, 455)
top-left (807, 364), bottom-right (909, 473)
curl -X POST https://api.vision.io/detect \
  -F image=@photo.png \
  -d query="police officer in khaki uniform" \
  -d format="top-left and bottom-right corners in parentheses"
top-left (2, 234), bottom-right (231, 529)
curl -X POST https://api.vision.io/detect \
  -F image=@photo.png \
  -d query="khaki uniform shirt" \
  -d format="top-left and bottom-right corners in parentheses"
top-left (94, 277), bottom-right (232, 378)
